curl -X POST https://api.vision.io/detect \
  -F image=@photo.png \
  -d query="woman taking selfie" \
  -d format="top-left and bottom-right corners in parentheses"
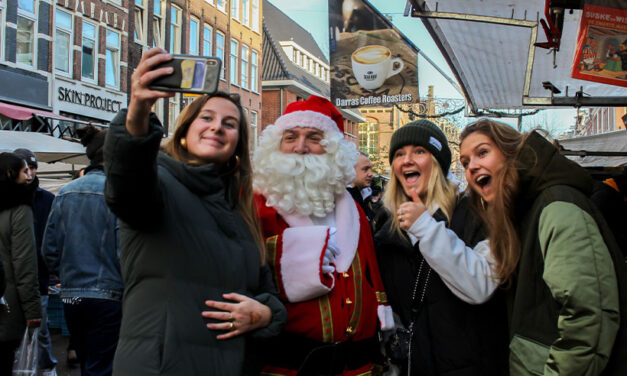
top-left (374, 120), bottom-right (508, 375)
top-left (459, 119), bottom-right (626, 375)
top-left (104, 48), bottom-right (286, 375)
top-left (0, 153), bottom-right (41, 373)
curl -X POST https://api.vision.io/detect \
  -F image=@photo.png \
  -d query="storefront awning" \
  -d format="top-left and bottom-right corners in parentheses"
top-left (558, 130), bottom-right (627, 167)
top-left (0, 101), bottom-right (76, 121)
top-left (0, 130), bottom-right (87, 164)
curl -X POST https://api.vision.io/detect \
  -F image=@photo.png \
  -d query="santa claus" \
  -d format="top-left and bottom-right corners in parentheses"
top-left (253, 95), bottom-right (393, 375)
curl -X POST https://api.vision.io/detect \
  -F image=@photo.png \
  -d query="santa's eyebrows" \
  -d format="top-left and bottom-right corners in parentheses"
top-left (283, 129), bottom-right (324, 138)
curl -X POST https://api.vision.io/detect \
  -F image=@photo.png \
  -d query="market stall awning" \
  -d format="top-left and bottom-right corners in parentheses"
top-left (405, 0), bottom-right (627, 113)
top-left (0, 130), bottom-right (87, 164)
top-left (0, 101), bottom-right (75, 121)
top-left (558, 130), bottom-right (627, 167)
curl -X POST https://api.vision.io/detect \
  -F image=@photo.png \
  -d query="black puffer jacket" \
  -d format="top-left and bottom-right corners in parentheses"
top-left (104, 110), bottom-right (286, 376)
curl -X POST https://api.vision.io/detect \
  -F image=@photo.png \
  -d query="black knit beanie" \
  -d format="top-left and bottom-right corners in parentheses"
top-left (76, 125), bottom-right (107, 165)
top-left (388, 119), bottom-right (452, 174)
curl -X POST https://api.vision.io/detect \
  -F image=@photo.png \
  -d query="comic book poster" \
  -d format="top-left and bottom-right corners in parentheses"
top-left (571, 4), bottom-right (627, 87)
top-left (328, 0), bottom-right (419, 108)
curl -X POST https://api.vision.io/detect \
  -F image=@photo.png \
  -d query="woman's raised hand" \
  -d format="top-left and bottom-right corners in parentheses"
top-left (126, 48), bottom-right (176, 136)
top-left (202, 293), bottom-right (272, 340)
top-left (398, 189), bottom-right (427, 230)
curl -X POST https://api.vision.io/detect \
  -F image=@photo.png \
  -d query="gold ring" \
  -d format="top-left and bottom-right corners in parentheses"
top-left (229, 322), bottom-right (234, 330)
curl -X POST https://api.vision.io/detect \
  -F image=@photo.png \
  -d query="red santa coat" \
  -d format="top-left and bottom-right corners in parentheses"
top-left (254, 191), bottom-right (393, 375)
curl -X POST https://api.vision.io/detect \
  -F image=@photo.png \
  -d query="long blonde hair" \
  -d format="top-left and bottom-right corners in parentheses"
top-left (460, 119), bottom-right (527, 286)
top-left (383, 154), bottom-right (458, 239)
top-left (163, 92), bottom-right (265, 263)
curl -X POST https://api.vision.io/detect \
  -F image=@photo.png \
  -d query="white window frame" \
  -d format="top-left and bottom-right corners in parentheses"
top-left (170, 5), bottom-right (181, 53)
top-left (202, 25), bottom-right (212, 57)
top-left (242, 0), bottom-right (249, 27)
top-left (105, 29), bottom-right (120, 89)
top-left (216, 31), bottom-right (225, 80)
top-left (16, 0), bottom-right (37, 67)
top-left (0, 1), bottom-right (5, 60)
top-left (81, 20), bottom-right (98, 83)
top-left (189, 16), bottom-right (199, 55)
top-left (217, 0), bottom-right (226, 12)
top-left (134, 0), bottom-right (147, 44)
top-left (250, 110), bottom-right (258, 149)
top-left (231, 0), bottom-right (239, 21)
top-left (54, 8), bottom-right (73, 75)
top-left (152, 0), bottom-right (164, 47)
top-left (251, 49), bottom-right (258, 92)
top-left (240, 44), bottom-right (249, 89)
top-left (205, 0), bottom-right (214, 4)
top-left (251, 0), bottom-right (259, 32)
top-left (230, 38), bottom-right (238, 86)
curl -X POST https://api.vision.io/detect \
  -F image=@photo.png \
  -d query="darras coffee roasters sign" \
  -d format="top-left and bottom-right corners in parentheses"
top-left (57, 87), bottom-right (122, 113)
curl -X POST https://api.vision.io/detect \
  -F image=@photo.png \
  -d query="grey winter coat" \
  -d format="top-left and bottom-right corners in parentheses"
top-left (104, 110), bottom-right (286, 376)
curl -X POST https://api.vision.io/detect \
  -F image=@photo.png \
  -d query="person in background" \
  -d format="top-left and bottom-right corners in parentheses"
top-left (374, 120), bottom-right (508, 375)
top-left (0, 152), bottom-right (41, 374)
top-left (459, 119), bottom-right (626, 375)
top-left (105, 47), bottom-right (286, 376)
top-left (347, 152), bottom-right (375, 221)
top-left (43, 125), bottom-right (122, 376)
top-left (13, 148), bottom-right (58, 373)
top-left (253, 95), bottom-right (394, 375)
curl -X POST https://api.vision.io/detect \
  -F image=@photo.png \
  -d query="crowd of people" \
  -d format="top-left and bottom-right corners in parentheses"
top-left (0, 47), bottom-right (626, 376)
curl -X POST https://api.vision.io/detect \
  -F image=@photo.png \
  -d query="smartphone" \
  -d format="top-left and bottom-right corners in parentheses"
top-left (148, 54), bottom-right (222, 94)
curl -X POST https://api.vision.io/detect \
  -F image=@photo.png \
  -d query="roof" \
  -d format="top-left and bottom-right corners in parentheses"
top-left (262, 1), bottom-right (328, 64)
top-left (405, 0), bottom-right (627, 113)
top-left (558, 130), bottom-right (627, 167)
top-left (0, 130), bottom-right (87, 164)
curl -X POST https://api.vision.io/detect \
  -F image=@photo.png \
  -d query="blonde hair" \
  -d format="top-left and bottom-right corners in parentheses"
top-left (383, 154), bottom-right (458, 239)
top-left (163, 92), bottom-right (265, 264)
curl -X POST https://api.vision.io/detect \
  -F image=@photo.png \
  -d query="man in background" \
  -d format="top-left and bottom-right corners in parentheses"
top-left (347, 152), bottom-right (374, 221)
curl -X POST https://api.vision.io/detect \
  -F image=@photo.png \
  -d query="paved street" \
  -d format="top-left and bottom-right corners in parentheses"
top-left (50, 329), bottom-right (80, 376)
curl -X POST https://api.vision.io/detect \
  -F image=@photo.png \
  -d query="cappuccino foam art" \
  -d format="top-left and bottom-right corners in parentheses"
top-left (352, 45), bottom-right (390, 64)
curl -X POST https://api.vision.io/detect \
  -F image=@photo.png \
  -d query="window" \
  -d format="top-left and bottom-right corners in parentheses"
top-left (250, 110), bottom-right (258, 148)
top-left (168, 94), bottom-right (180, 133)
top-left (0, 4), bottom-right (4, 60)
top-left (81, 21), bottom-right (97, 80)
top-left (240, 44), bottom-right (249, 89)
top-left (54, 9), bottom-right (72, 74)
top-left (17, 0), bottom-right (36, 66)
top-left (203, 25), bottom-right (212, 56)
top-left (205, 0), bottom-right (214, 4)
top-left (152, 0), bottom-right (164, 47)
top-left (170, 5), bottom-right (181, 53)
top-left (189, 17), bottom-right (199, 54)
top-left (251, 0), bottom-right (259, 32)
top-left (217, 0), bottom-right (226, 12)
top-left (105, 29), bottom-right (120, 87)
top-left (231, 0), bottom-right (239, 21)
top-left (250, 50), bottom-right (258, 92)
top-left (242, 0), bottom-right (249, 26)
top-left (230, 39), bottom-right (238, 85)
top-left (216, 32), bottom-right (225, 79)
top-left (134, 0), bottom-right (146, 43)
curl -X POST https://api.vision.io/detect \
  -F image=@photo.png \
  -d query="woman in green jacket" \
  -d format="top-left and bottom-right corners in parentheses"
top-left (459, 119), bottom-right (626, 375)
top-left (105, 48), bottom-right (286, 375)
top-left (0, 152), bottom-right (41, 374)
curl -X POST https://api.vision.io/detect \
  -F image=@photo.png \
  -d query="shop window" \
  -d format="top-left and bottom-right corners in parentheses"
top-left (251, 0), bottom-right (259, 32)
top-left (105, 29), bottom-right (120, 87)
top-left (240, 44), bottom-right (249, 89)
top-left (230, 39), bottom-right (238, 85)
top-left (81, 21), bottom-right (97, 81)
top-left (152, 0), bottom-right (164, 47)
top-left (203, 25), bottom-right (212, 56)
top-left (134, 0), bottom-right (146, 43)
top-left (54, 9), bottom-right (72, 74)
top-left (242, 0), bottom-right (249, 27)
top-left (250, 50), bottom-right (258, 92)
top-left (216, 32), bottom-right (225, 80)
top-left (17, 0), bottom-right (36, 66)
top-left (231, 0), bottom-right (239, 21)
top-left (189, 17), bottom-right (199, 55)
top-left (170, 5), bottom-right (181, 53)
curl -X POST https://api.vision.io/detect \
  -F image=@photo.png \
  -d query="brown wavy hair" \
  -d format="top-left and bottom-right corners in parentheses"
top-left (163, 92), bottom-right (265, 263)
top-left (460, 119), bottom-right (527, 286)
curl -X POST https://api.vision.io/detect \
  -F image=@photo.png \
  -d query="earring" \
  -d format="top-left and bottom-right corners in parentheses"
top-left (480, 197), bottom-right (487, 210)
top-left (232, 155), bottom-right (240, 170)
top-left (180, 137), bottom-right (187, 149)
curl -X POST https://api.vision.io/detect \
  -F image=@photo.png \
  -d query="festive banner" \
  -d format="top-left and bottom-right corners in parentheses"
top-left (571, 3), bottom-right (627, 87)
top-left (328, 0), bottom-right (419, 108)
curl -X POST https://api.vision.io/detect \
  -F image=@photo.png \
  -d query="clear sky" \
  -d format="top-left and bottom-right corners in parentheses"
top-left (266, 0), bottom-right (578, 134)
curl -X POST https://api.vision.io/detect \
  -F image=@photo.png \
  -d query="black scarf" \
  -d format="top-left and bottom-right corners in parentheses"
top-left (0, 180), bottom-right (34, 212)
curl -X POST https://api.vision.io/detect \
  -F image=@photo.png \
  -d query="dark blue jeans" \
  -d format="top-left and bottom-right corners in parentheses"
top-left (63, 298), bottom-right (122, 376)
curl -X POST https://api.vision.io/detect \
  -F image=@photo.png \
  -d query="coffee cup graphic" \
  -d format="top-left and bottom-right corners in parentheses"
top-left (351, 45), bottom-right (404, 90)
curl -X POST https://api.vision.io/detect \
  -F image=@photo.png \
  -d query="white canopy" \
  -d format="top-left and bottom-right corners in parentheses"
top-left (0, 130), bottom-right (88, 164)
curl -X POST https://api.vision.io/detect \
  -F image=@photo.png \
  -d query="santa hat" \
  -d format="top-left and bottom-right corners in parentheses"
top-left (274, 95), bottom-right (345, 135)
